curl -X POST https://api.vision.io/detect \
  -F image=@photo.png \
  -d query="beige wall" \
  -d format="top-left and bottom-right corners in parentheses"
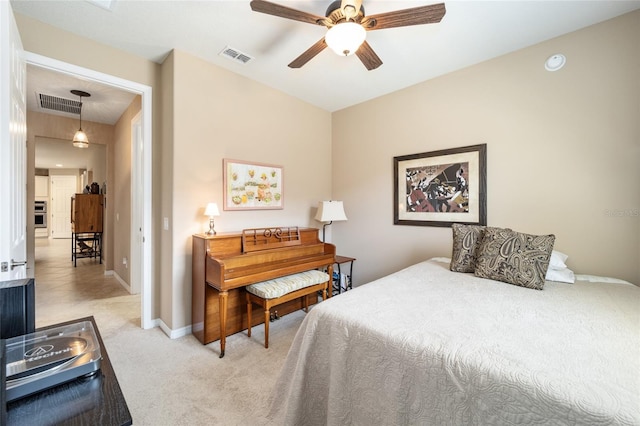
top-left (168, 50), bottom-right (331, 329)
top-left (160, 51), bottom-right (174, 330)
top-left (111, 95), bottom-right (142, 284)
top-left (332, 11), bottom-right (640, 285)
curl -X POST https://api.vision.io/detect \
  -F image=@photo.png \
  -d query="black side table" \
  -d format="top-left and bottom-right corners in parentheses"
top-left (333, 255), bottom-right (356, 296)
top-left (6, 316), bottom-right (132, 426)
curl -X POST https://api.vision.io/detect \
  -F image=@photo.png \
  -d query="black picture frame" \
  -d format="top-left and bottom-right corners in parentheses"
top-left (394, 144), bottom-right (487, 227)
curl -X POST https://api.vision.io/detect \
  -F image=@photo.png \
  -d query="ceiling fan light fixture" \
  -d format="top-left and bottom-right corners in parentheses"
top-left (325, 22), bottom-right (366, 56)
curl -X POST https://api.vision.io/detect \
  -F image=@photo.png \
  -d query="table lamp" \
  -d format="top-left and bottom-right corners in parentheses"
top-left (314, 200), bottom-right (347, 242)
top-left (204, 203), bottom-right (220, 235)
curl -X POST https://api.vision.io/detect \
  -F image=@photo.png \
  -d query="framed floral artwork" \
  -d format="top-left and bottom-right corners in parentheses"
top-left (223, 159), bottom-right (284, 210)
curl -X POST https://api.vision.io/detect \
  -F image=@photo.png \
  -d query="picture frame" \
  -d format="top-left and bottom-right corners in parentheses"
top-left (394, 144), bottom-right (486, 227)
top-left (223, 159), bottom-right (284, 210)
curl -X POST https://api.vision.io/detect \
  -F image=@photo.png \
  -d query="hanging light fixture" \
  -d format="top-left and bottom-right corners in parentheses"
top-left (71, 89), bottom-right (91, 148)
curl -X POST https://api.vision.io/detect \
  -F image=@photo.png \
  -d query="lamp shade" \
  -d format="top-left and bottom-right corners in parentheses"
top-left (204, 203), bottom-right (220, 217)
top-left (72, 129), bottom-right (89, 148)
top-left (325, 22), bottom-right (366, 56)
top-left (315, 201), bottom-right (347, 222)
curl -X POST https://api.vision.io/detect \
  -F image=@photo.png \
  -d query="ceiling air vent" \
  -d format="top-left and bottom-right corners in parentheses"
top-left (38, 93), bottom-right (82, 115)
top-left (219, 46), bottom-right (253, 65)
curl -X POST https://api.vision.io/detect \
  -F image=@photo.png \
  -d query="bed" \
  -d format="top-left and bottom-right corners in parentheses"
top-left (268, 257), bottom-right (640, 425)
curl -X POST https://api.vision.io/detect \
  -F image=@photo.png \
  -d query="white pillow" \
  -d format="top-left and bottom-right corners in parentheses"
top-left (548, 250), bottom-right (568, 269)
top-left (546, 266), bottom-right (575, 284)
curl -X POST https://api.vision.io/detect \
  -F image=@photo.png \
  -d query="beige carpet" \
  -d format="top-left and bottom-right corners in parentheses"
top-left (34, 238), bottom-right (301, 425)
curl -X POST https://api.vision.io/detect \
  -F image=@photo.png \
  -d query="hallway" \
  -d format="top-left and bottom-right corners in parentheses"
top-left (33, 237), bottom-right (140, 338)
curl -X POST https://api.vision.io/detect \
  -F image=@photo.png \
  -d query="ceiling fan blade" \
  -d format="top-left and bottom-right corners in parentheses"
top-left (250, 0), bottom-right (327, 26)
top-left (288, 38), bottom-right (328, 68)
top-left (362, 3), bottom-right (446, 31)
top-left (355, 41), bottom-right (382, 71)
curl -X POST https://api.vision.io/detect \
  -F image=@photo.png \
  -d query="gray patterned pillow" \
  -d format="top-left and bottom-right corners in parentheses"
top-left (474, 228), bottom-right (555, 290)
top-left (450, 224), bottom-right (485, 273)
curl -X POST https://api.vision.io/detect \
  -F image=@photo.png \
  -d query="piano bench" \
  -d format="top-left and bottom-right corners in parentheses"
top-left (245, 270), bottom-right (330, 349)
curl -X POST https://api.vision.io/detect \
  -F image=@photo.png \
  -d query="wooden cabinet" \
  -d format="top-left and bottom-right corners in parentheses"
top-left (71, 194), bottom-right (103, 233)
top-left (71, 194), bottom-right (104, 266)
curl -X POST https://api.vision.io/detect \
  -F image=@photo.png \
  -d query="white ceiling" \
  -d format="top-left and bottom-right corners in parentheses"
top-left (26, 64), bottom-right (137, 125)
top-left (12, 0), bottom-right (640, 168)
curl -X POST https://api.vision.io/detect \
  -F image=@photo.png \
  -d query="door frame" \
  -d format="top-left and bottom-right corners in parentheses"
top-left (25, 52), bottom-right (154, 330)
top-left (130, 111), bottom-right (142, 295)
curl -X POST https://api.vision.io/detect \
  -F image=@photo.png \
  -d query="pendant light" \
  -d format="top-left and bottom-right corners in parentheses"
top-left (71, 89), bottom-right (91, 148)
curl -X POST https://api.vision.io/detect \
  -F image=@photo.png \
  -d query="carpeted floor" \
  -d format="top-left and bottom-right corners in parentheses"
top-left (34, 238), bottom-right (301, 425)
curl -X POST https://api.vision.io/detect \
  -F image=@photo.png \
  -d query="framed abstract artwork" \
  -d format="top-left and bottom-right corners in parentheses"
top-left (223, 159), bottom-right (283, 210)
top-left (394, 144), bottom-right (486, 227)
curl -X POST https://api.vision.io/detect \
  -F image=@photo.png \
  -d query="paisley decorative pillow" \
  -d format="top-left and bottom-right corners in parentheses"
top-left (450, 224), bottom-right (485, 273)
top-left (474, 228), bottom-right (555, 290)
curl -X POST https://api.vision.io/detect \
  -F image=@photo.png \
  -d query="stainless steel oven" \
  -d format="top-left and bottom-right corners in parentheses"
top-left (35, 201), bottom-right (47, 228)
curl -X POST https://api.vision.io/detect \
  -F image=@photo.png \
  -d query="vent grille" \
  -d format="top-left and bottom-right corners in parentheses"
top-left (219, 46), bottom-right (253, 65)
top-left (39, 93), bottom-right (82, 115)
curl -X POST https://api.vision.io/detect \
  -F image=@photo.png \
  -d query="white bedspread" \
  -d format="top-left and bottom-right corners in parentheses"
top-left (269, 259), bottom-right (640, 425)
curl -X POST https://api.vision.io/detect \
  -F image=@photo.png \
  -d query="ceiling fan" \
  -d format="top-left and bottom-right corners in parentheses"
top-left (250, 0), bottom-right (446, 70)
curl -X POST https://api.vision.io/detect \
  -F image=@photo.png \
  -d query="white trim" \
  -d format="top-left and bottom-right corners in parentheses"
top-left (158, 319), bottom-right (192, 340)
top-left (24, 51), bottom-right (155, 330)
top-left (112, 270), bottom-right (132, 292)
top-left (130, 111), bottom-right (142, 297)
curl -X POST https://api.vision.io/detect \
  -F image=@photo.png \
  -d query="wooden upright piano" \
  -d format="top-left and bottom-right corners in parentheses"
top-left (192, 227), bottom-right (335, 357)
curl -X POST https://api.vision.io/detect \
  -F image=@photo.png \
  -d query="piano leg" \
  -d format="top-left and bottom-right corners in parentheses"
top-left (219, 290), bottom-right (228, 358)
top-left (264, 309), bottom-right (270, 349)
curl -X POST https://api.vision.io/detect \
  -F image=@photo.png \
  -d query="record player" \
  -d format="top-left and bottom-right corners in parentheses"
top-left (4, 320), bottom-right (102, 402)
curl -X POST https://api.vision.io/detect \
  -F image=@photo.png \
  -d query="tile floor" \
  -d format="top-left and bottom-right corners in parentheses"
top-left (33, 237), bottom-right (140, 336)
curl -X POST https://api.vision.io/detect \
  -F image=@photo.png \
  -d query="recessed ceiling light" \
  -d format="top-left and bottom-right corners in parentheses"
top-left (56, 164), bottom-right (63, 167)
top-left (545, 54), bottom-right (566, 72)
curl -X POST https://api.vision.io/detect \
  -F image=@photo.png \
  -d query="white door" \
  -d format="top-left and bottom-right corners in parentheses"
top-left (0, 2), bottom-right (27, 280)
top-left (50, 175), bottom-right (77, 239)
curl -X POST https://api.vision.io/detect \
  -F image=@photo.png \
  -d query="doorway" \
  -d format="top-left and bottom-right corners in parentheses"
top-left (25, 52), bottom-right (154, 330)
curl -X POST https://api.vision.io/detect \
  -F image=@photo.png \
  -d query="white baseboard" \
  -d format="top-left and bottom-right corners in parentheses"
top-left (158, 319), bottom-right (192, 339)
top-left (108, 270), bottom-right (131, 293)
top-left (104, 270), bottom-right (189, 339)
top-left (145, 318), bottom-right (161, 330)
